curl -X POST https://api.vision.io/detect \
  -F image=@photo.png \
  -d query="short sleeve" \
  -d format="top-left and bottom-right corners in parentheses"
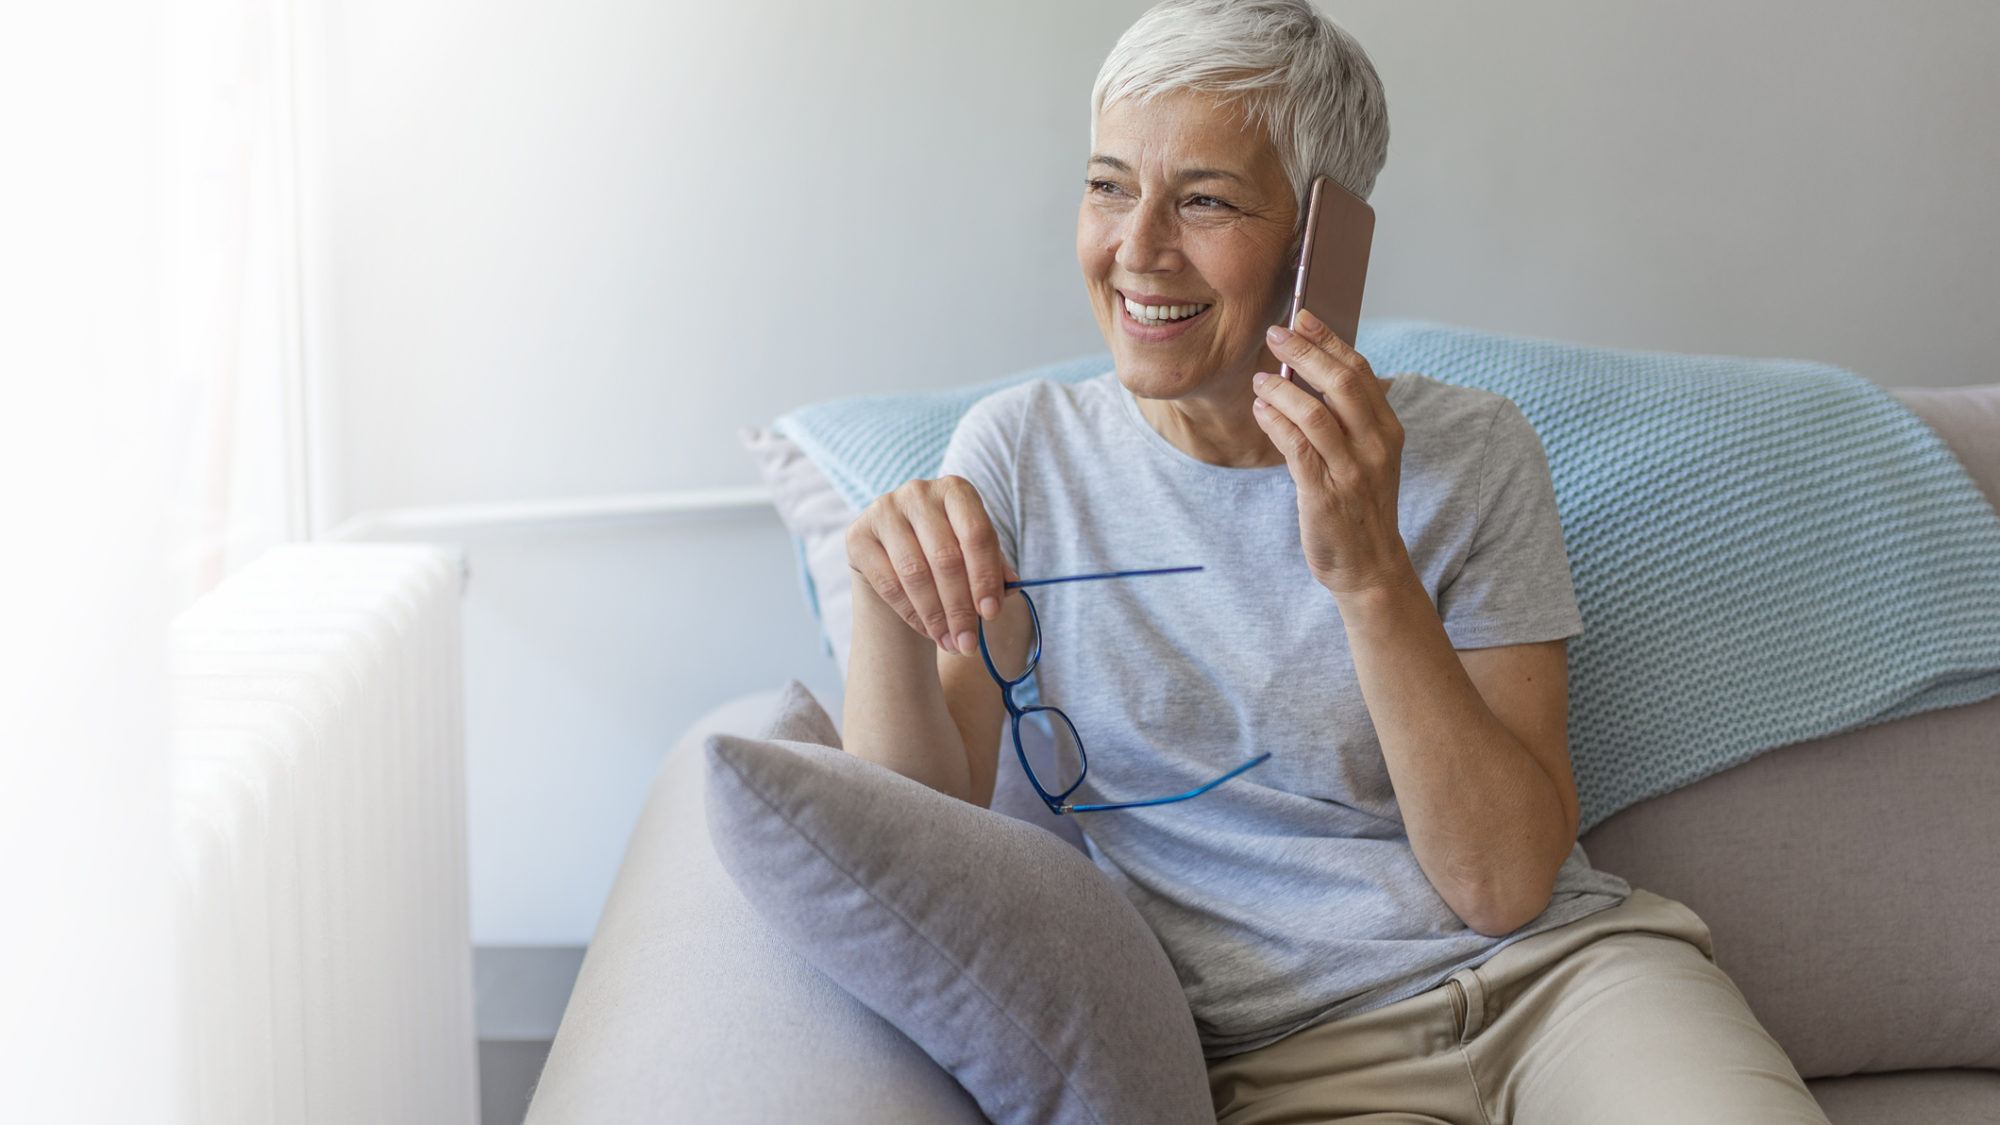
top-left (1436, 398), bottom-right (1585, 649)
top-left (934, 393), bottom-right (1022, 572)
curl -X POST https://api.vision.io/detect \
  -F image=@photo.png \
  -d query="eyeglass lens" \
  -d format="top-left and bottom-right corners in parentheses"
top-left (1018, 705), bottom-right (1086, 799)
top-left (987, 595), bottom-right (1040, 683)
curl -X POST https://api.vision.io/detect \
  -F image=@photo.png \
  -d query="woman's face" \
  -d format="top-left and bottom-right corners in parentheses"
top-left (1077, 89), bottom-right (1300, 400)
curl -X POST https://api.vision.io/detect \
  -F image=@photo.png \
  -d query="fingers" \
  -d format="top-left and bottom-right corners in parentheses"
top-left (1266, 323), bottom-right (1359, 434)
top-left (869, 502), bottom-right (954, 649)
top-left (1264, 323), bottom-right (1403, 473)
top-left (1249, 377), bottom-right (1314, 476)
top-left (939, 478), bottom-right (1007, 623)
top-left (846, 526), bottom-right (928, 637)
top-left (1276, 310), bottom-right (1397, 435)
top-left (902, 486), bottom-right (980, 656)
top-left (1253, 367), bottom-right (1354, 482)
top-left (846, 477), bottom-right (1011, 656)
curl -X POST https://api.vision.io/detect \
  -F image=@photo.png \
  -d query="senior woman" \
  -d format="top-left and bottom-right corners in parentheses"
top-left (842, 2), bottom-right (1830, 1122)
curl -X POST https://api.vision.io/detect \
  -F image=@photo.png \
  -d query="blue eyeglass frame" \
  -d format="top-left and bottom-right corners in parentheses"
top-left (974, 564), bottom-right (1272, 815)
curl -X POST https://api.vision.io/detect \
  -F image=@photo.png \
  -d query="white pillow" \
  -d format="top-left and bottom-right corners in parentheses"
top-left (739, 424), bottom-right (862, 678)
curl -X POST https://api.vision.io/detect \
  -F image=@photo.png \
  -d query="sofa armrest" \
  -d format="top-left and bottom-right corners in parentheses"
top-left (526, 686), bottom-right (984, 1124)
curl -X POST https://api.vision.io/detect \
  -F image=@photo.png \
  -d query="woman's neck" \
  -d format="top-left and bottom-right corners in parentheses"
top-left (1135, 385), bottom-right (1286, 468)
top-left (1131, 342), bottom-right (1288, 468)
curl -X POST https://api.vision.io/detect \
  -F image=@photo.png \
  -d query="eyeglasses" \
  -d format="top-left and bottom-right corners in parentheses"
top-left (975, 564), bottom-right (1272, 815)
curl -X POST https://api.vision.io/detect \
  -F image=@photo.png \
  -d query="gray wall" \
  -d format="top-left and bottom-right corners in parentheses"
top-left (304, 0), bottom-right (2000, 944)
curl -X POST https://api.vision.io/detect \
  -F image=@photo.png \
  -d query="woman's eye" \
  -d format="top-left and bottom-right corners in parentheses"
top-left (1084, 181), bottom-right (1229, 211)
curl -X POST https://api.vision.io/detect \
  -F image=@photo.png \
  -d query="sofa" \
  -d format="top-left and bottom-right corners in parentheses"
top-left (525, 382), bottom-right (2000, 1124)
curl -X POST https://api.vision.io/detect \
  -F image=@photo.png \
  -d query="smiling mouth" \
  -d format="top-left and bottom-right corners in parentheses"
top-left (1119, 292), bottom-right (1213, 324)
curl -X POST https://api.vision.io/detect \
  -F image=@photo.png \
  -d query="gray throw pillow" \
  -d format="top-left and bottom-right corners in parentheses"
top-left (704, 679), bottom-right (1215, 1125)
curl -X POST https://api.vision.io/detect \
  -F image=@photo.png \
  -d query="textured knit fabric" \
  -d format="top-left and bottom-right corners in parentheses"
top-left (936, 369), bottom-right (1631, 1059)
top-left (771, 317), bottom-right (2000, 831)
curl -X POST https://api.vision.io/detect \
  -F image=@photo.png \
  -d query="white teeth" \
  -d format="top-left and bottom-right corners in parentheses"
top-left (1123, 296), bottom-right (1210, 322)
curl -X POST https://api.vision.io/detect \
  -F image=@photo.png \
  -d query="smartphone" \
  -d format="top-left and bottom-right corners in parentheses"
top-left (1276, 174), bottom-right (1375, 406)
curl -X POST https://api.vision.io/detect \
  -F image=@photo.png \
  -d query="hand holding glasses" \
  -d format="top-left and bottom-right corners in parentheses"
top-left (977, 564), bottom-right (1272, 815)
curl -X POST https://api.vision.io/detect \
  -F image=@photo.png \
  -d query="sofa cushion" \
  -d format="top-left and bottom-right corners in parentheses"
top-left (1807, 1068), bottom-right (2000, 1124)
top-left (703, 680), bottom-right (1213, 1125)
top-left (1888, 383), bottom-right (2000, 511)
top-left (1580, 691), bottom-right (2000, 1079)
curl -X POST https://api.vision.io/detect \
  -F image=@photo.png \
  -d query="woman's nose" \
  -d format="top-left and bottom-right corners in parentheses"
top-left (1114, 204), bottom-right (1180, 273)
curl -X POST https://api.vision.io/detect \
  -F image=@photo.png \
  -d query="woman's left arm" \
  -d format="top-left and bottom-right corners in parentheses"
top-left (1253, 311), bottom-right (1578, 937)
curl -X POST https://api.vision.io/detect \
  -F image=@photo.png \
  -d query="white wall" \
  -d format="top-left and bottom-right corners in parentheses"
top-left (1338, 2), bottom-right (2000, 383)
top-left (304, 0), bottom-right (2000, 944)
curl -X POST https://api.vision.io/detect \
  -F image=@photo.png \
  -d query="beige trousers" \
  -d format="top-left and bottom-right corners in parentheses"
top-left (1206, 887), bottom-right (1831, 1124)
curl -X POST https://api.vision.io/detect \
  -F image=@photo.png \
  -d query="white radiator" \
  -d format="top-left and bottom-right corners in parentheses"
top-left (170, 543), bottom-right (477, 1124)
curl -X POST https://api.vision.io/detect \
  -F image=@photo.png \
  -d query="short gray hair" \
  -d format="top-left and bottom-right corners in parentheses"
top-left (1090, 0), bottom-right (1390, 225)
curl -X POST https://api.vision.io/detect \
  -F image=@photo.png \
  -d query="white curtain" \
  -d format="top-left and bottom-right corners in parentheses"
top-left (0, 0), bottom-right (306, 1116)
top-left (160, 0), bottom-right (307, 609)
top-left (1, 2), bottom-right (184, 1121)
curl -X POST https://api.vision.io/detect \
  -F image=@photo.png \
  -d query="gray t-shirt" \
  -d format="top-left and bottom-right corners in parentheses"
top-left (936, 369), bottom-right (1631, 1061)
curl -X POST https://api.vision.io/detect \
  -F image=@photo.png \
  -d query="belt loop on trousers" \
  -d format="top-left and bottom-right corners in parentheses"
top-left (1449, 969), bottom-right (1488, 1044)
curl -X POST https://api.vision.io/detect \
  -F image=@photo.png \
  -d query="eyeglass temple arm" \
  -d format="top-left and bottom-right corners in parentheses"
top-left (1003, 564), bottom-right (1203, 591)
top-left (1056, 751), bottom-right (1272, 814)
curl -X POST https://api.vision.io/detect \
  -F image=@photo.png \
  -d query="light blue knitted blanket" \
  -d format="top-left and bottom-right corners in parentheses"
top-left (773, 318), bottom-right (2000, 831)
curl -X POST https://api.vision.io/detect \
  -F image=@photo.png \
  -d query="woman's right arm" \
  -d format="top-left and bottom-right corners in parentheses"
top-left (842, 475), bottom-right (1027, 805)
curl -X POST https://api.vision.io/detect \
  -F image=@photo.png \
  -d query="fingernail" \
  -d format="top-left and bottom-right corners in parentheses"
top-left (980, 596), bottom-right (999, 618)
top-left (938, 632), bottom-right (957, 654)
top-left (1252, 371), bottom-right (1273, 388)
top-left (956, 630), bottom-right (976, 654)
top-left (1296, 308), bottom-right (1323, 333)
top-left (1266, 324), bottom-right (1293, 345)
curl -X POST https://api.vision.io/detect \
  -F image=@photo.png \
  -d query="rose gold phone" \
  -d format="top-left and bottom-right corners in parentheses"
top-left (1276, 174), bottom-right (1375, 406)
